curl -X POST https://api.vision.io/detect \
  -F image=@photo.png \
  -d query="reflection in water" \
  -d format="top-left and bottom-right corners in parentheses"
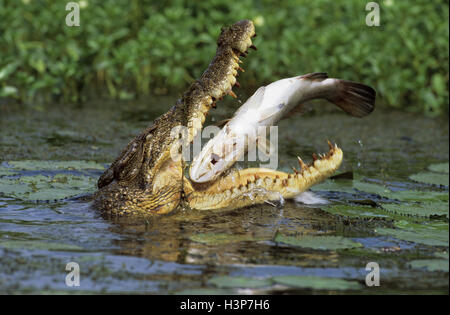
top-left (108, 203), bottom-right (343, 267)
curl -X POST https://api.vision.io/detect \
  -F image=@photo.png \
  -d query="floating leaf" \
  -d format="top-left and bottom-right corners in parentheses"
top-left (208, 276), bottom-right (272, 288)
top-left (0, 168), bottom-right (19, 177)
top-left (393, 220), bottom-right (448, 231)
top-left (314, 177), bottom-right (449, 204)
top-left (388, 190), bottom-right (449, 203)
top-left (189, 233), bottom-right (257, 245)
top-left (408, 259), bottom-right (449, 272)
top-left (272, 276), bottom-right (361, 290)
top-left (376, 226), bottom-right (449, 247)
top-left (0, 174), bottom-right (96, 201)
top-left (175, 288), bottom-right (233, 295)
top-left (312, 178), bottom-right (392, 197)
top-left (0, 240), bottom-right (83, 251)
top-left (433, 252), bottom-right (449, 260)
top-left (275, 234), bottom-right (362, 250)
top-left (409, 172), bottom-right (449, 186)
top-left (353, 180), bottom-right (393, 197)
top-left (322, 205), bottom-right (391, 219)
top-left (310, 179), bottom-right (355, 194)
top-left (6, 160), bottom-right (105, 171)
top-left (382, 202), bottom-right (448, 218)
top-left (428, 162), bottom-right (449, 174)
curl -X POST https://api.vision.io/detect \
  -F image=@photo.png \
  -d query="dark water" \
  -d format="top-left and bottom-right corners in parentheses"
top-left (0, 98), bottom-right (448, 294)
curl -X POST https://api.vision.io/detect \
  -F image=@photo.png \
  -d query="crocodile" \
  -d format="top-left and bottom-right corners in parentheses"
top-left (94, 20), bottom-right (375, 216)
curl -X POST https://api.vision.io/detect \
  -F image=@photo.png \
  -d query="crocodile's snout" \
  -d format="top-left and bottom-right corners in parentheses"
top-left (217, 20), bottom-right (256, 53)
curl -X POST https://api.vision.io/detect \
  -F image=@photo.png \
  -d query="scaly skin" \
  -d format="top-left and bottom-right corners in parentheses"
top-left (94, 20), bottom-right (343, 216)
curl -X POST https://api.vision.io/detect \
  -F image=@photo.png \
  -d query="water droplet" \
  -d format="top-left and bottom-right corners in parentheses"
top-left (356, 140), bottom-right (363, 168)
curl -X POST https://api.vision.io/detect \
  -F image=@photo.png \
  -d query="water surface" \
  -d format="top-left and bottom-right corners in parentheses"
top-left (0, 99), bottom-right (448, 294)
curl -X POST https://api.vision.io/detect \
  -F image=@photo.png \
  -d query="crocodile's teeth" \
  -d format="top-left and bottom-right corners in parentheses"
top-left (228, 90), bottom-right (237, 98)
top-left (327, 140), bottom-right (333, 151)
top-left (297, 156), bottom-right (307, 170)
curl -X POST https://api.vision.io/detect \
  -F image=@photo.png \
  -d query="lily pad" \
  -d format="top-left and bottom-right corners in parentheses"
top-left (174, 288), bottom-right (233, 295)
top-left (353, 180), bottom-right (393, 197)
top-left (394, 220), bottom-right (448, 231)
top-left (310, 179), bottom-right (356, 194)
top-left (433, 252), bottom-right (449, 259)
top-left (375, 226), bottom-right (449, 247)
top-left (6, 160), bottom-right (105, 171)
top-left (0, 174), bottom-right (97, 201)
top-left (0, 240), bottom-right (83, 251)
top-left (189, 233), bottom-right (257, 245)
top-left (314, 177), bottom-right (449, 204)
top-left (382, 202), bottom-right (449, 218)
top-left (208, 276), bottom-right (272, 288)
top-left (408, 259), bottom-right (449, 272)
top-left (0, 168), bottom-right (18, 177)
top-left (409, 172), bottom-right (449, 186)
top-left (387, 190), bottom-right (449, 203)
top-left (272, 276), bottom-right (361, 290)
top-left (323, 205), bottom-right (391, 219)
top-left (275, 234), bottom-right (362, 250)
top-left (428, 162), bottom-right (449, 174)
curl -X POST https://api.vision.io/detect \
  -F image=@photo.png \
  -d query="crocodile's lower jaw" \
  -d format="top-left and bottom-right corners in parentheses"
top-left (184, 142), bottom-right (343, 210)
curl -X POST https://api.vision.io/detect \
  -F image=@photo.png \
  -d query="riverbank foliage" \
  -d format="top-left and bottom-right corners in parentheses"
top-left (0, 0), bottom-right (448, 116)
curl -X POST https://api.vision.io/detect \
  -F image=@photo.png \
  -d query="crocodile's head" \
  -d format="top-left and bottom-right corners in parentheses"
top-left (94, 20), bottom-right (256, 216)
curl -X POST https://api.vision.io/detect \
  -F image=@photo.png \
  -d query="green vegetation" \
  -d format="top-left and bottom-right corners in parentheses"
top-left (0, 0), bottom-right (448, 115)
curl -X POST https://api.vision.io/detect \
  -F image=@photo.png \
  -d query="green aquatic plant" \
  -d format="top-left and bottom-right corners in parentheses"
top-left (375, 224), bottom-right (449, 247)
top-left (409, 172), bottom-right (449, 187)
top-left (6, 160), bottom-right (105, 171)
top-left (174, 288), bottom-right (233, 295)
top-left (189, 233), bottom-right (259, 245)
top-left (0, 160), bottom-right (103, 201)
top-left (408, 259), bottom-right (449, 272)
top-left (0, 168), bottom-right (18, 177)
top-left (1, 1), bottom-right (448, 115)
top-left (312, 165), bottom-right (449, 251)
top-left (322, 205), bottom-right (391, 219)
top-left (428, 163), bottom-right (449, 174)
top-left (272, 276), bottom-right (361, 291)
top-left (0, 174), bottom-right (97, 201)
top-left (382, 202), bottom-right (448, 219)
top-left (208, 276), bottom-right (272, 288)
top-left (0, 240), bottom-right (84, 251)
top-left (274, 234), bottom-right (362, 250)
top-left (433, 252), bottom-right (449, 259)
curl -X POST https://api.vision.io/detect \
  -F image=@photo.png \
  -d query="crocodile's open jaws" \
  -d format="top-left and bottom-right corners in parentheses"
top-left (94, 20), bottom-right (374, 216)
